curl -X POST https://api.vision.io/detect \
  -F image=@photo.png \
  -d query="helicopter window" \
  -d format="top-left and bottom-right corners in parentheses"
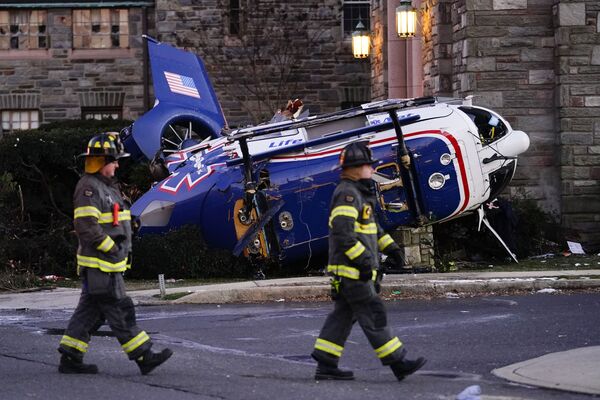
top-left (459, 106), bottom-right (507, 145)
top-left (488, 161), bottom-right (516, 200)
top-left (305, 115), bottom-right (366, 141)
top-left (373, 163), bottom-right (403, 190)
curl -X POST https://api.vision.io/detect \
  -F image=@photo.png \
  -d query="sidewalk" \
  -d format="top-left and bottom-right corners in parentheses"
top-left (1, 269), bottom-right (599, 396)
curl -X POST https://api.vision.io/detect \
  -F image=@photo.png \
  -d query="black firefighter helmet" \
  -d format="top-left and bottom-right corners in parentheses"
top-left (338, 141), bottom-right (379, 168)
top-left (80, 132), bottom-right (130, 160)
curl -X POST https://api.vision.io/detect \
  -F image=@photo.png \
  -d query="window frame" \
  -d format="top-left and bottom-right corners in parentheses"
top-left (0, 9), bottom-right (48, 50)
top-left (229, 0), bottom-right (242, 36)
top-left (342, 0), bottom-right (371, 38)
top-left (1, 109), bottom-right (40, 133)
top-left (81, 107), bottom-right (122, 121)
top-left (72, 8), bottom-right (129, 49)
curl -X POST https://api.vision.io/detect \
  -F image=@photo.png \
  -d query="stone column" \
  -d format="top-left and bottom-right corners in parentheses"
top-left (556, 0), bottom-right (600, 249)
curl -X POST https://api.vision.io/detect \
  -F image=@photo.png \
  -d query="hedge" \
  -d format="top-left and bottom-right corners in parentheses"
top-left (0, 120), bottom-right (249, 285)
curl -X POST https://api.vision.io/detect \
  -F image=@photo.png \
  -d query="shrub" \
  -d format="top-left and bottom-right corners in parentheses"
top-left (0, 120), bottom-right (270, 283)
top-left (129, 225), bottom-right (250, 279)
top-left (433, 194), bottom-right (563, 270)
top-left (0, 120), bottom-right (131, 280)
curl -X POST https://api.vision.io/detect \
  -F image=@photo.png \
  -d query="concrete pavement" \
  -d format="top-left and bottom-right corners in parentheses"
top-left (1, 268), bottom-right (599, 396)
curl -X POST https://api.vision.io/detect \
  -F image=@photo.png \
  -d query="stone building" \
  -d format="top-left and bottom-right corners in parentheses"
top-left (0, 0), bottom-right (370, 130)
top-left (1, 0), bottom-right (599, 252)
top-left (372, 0), bottom-right (600, 251)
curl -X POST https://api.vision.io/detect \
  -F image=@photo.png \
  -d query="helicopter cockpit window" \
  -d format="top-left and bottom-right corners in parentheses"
top-left (459, 106), bottom-right (508, 145)
top-left (373, 163), bottom-right (403, 191)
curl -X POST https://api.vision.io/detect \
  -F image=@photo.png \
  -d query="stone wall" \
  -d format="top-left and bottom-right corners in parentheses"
top-left (422, 0), bottom-right (453, 97)
top-left (155, 0), bottom-right (371, 127)
top-left (391, 226), bottom-right (436, 268)
top-left (371, 0), bottom-right (388, 100)
top-left (420, 0), bottom-right (600, 249)
top-left (0, 7), bottom-right (151, 123)
top-left (452, 0), bottom-right (559, 210)
top-left (556, 0), bottom-right (600, 248)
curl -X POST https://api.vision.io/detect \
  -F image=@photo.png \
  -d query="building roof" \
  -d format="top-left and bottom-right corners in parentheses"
top-left (0, 0), bottom-right (154, 8)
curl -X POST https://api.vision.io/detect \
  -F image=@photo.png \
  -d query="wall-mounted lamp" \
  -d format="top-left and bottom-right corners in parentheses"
top-left (352, 20), bottom-right (370, 59)
top-left (396, 0), bottom-right (417, 38)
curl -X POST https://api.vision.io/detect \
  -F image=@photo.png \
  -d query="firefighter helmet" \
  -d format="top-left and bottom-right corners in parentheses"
top-left (339, 141), bottom-right (378, 168)
top-left (80, 132), bottom-right (130, 160)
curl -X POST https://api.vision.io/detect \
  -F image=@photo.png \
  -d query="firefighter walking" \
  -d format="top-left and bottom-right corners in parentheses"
top-left (311, 141), bottom-right (426, 381)
top-left (58, 133), bottom-right (172, 375)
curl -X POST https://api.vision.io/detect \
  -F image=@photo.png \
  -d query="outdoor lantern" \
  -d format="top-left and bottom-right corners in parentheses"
top-left (396, 0), bottom-right (417, 38)
top-left (352, 21), bottom-right (370, 59)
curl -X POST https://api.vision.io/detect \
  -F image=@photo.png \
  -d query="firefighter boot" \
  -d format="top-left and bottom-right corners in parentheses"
top-left (58, 354), bottom-right (99, 374)
top-left (136, 348), bottom-right (173, 375)
top-left (315, 362), bottom-right (355, 380)
top-left (390, 356), bottom-right (427, 381)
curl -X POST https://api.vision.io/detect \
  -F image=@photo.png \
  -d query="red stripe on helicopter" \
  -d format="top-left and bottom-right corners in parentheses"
top-left (403, 130), bottom-right (470, 214)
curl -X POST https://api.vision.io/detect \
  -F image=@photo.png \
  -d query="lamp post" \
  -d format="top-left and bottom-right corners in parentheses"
top-left (352, 20), bottom-right (370, 59)
top-left (396, 0), bottom-right (417, 38)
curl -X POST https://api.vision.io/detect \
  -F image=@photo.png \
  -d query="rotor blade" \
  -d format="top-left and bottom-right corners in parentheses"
top-left (162, 137), bottom-right (179, 147)
top-left (169, 124), bottom-right (183, 143)
top-left (477, 206), bottom-right (518, 263)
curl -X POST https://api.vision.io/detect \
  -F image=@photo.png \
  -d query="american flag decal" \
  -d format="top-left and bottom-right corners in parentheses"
top-left (164, 71), bottom-right (201, 99)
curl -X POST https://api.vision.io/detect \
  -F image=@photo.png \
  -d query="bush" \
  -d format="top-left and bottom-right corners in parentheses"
top-left (129, 225), bottom-right (250, 279)
top-left (0, 120), bottom-right (132, 280)
top-left (433, 195), bottom-right (563, 270)
top-left (0, 120), bottom-right (267, 283)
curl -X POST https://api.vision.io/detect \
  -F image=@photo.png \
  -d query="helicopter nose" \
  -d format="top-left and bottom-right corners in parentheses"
top-left (495, 130), bottom-right (530, 158)
top-left (509, 130), bottom-right (530, 155)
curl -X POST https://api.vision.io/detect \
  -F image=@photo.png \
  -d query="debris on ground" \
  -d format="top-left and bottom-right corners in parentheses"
top-left (455, 384), bottom-right (481, 400)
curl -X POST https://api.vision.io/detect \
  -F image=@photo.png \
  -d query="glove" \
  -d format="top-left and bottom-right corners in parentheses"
top-left (389, 249), bottom-right (406, 268)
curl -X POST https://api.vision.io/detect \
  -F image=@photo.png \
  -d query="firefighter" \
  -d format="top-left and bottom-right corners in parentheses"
top-left (57, 133), bottom-right (173, 375)
top-left (311, 141), bottom-right (426, 381)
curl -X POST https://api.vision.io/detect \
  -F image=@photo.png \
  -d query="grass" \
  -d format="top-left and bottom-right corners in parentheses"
top-left (152, 292), bottom-right (191, 301)
top-left (445, 253), bottom-right (600, 273)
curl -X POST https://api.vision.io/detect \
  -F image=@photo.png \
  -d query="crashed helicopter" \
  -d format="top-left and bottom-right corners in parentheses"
top-left (120, 36), bottom-right (530, 274)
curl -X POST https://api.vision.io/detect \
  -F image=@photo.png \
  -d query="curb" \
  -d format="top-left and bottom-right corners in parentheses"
top-left (382, 278), bottom-right (600, 296)
top-left (136, 277), bottom-right (600, 305)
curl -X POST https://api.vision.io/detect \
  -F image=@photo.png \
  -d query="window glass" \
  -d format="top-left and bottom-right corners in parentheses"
top-left (458, 106), bottom-right (508, 144)
top-left (0, 110), bottom-right (40, 132)
top-left (229, 0), bottom-right (241, 35)
top-left (73, 9), bottom-right (129, 49)
top-left (81, 107), bottom-right (122, 120)
top-left (342, 0), bottom-right (370, 36)
top-left (0, 10), bottom-right (48, 50)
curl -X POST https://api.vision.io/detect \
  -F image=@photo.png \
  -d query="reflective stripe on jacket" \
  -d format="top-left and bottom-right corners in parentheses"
top-left (327, 178), bottom-right (400, 280)
top-left (73, 173), bottom-right (132, 273)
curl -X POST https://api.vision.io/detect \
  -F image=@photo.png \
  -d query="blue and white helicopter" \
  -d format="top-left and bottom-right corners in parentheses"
top-left (121, 37), bottom-right (530, 273)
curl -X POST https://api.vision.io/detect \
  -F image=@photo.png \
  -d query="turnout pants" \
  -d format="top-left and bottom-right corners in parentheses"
top-left (312, 278), bottom-right (405, 366)
top-left (58, 270), bottom-right (152, 361)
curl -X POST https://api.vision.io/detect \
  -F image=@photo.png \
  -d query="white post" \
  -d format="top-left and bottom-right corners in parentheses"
top-left (158, 274), bottom-right (166, 298)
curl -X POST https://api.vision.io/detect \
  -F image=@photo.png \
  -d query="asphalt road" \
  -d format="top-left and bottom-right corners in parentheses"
top-left (1, 292), bottom-right (599, 400)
